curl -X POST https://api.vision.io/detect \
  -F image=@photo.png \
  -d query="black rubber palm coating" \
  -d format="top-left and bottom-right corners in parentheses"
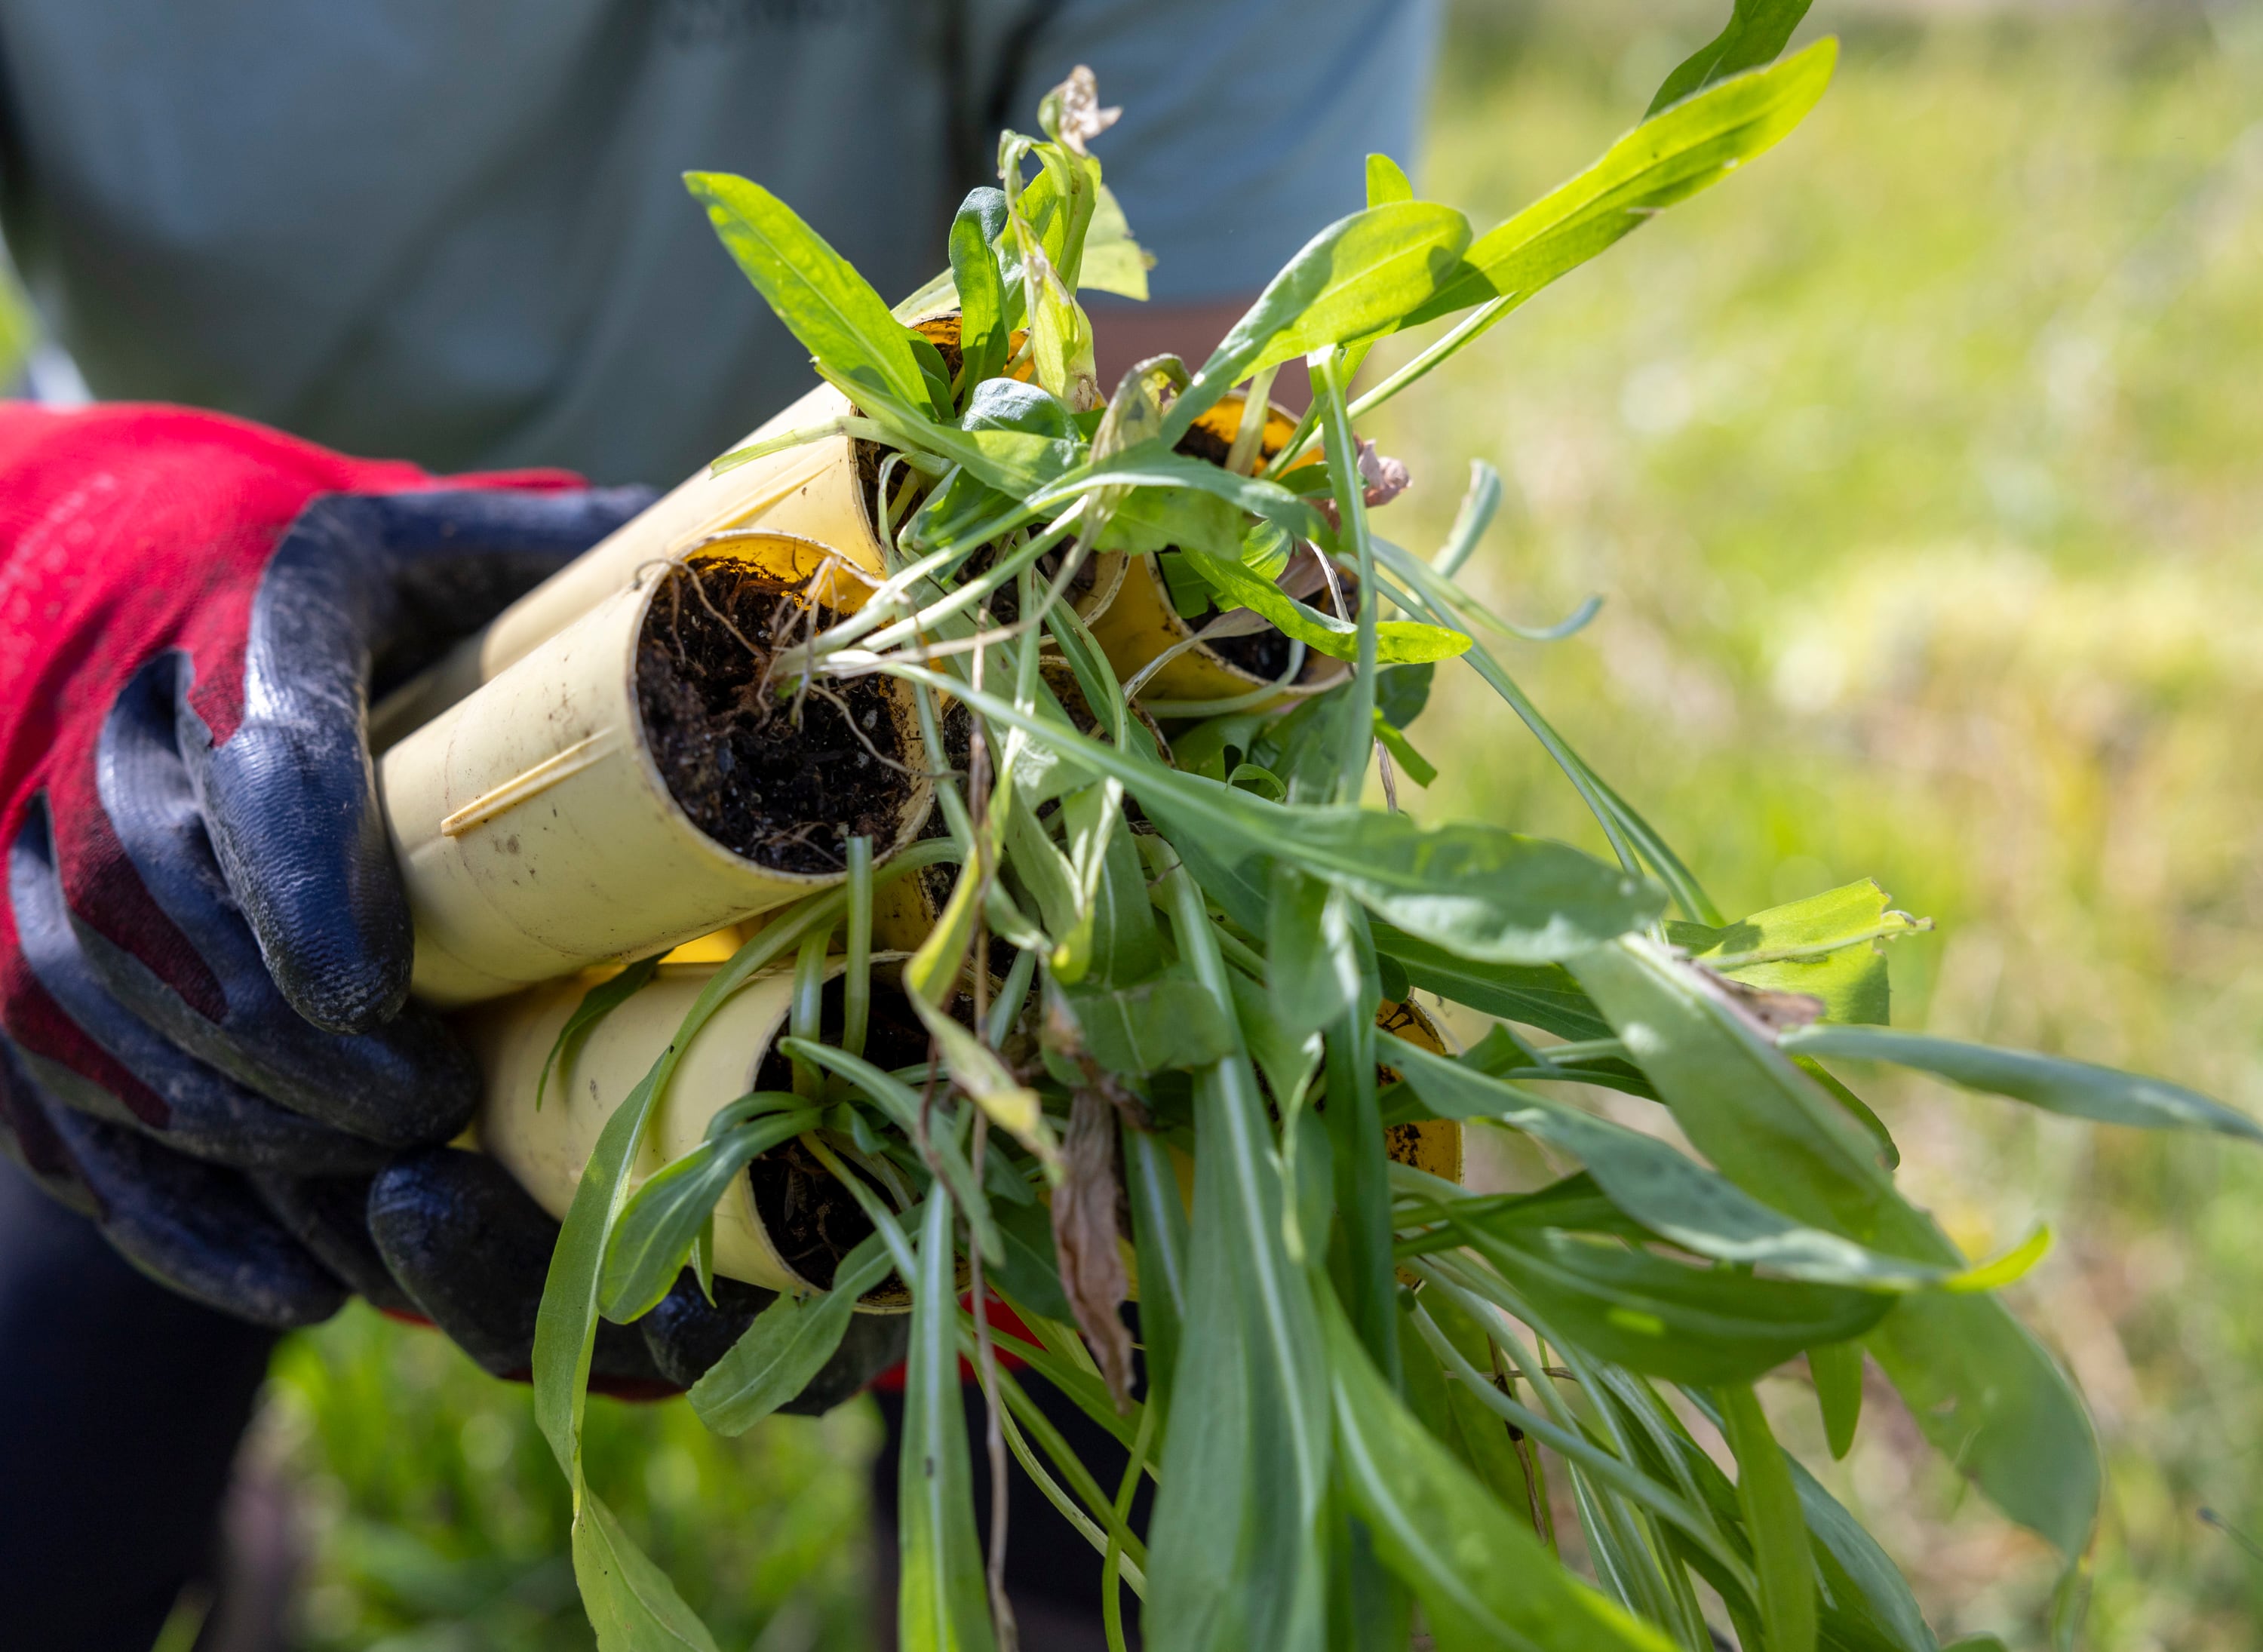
top-left (250, 1170), bottom-right (416, 1316)
top-left (10, 800), bottom-right (395, 1173)
top-left (367, 1146), bottom-right (666, 1386)
top-left (94, 659), bottom-right (477, 1147)
top-left (41, 1105), bottom-right (347, 1328)
top-left (183, 488), bottom-right (649, 1034)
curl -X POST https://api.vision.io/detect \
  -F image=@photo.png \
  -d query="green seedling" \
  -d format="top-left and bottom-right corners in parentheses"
top-left (527, 29), bottom-right (2253, 1652)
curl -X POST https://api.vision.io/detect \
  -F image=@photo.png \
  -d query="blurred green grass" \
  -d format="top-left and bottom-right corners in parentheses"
top-left (255, 1303), bottom-right (878, 1650)
top-left (256, 5), bottom-right (2263, 1648)
top-left (1380, 3), bottom-right (2263, 1645)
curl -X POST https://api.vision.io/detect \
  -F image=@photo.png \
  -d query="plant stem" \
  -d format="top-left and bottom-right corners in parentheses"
top-left (1104, 1398), bottom-right (1157, 1650)
top-left (789, 928), bottom-right (828, 1100)
top-left (1224, 364), bottom-right (1279, 475)
top-left (1313, 351), bottom-right (1380, 803)
top-left (844, 835), bottom-right (874, 1061)
top-left (966, 1110), bottom-right (1019, 1652)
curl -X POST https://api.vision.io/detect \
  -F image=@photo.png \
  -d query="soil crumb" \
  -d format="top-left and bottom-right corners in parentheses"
top-left (637, 557), bottom-right (912, 874)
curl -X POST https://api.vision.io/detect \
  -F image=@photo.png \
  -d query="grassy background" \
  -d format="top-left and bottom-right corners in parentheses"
top-left (253, 4), bottom-right (2263, 1647)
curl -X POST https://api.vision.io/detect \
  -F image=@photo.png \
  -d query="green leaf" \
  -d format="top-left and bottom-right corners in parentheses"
top-left (1122, 1122), bottom-right (1190, 1423)
top-left (1370, 924), bottom-right (1611, 1039)
top-left (1365, 152), bottom-right (1414, 207)
top-left (1786, 1455), bottom-right (1938, 1652)
top-left (1376, 662), bottom-right (1435, 729)
top-left (1064, 975), bottom-right (1239, 1076)
top-left (689, 1234), bottom-right (896, 1435)
top-left (1648, 0), bottom-right (1815, 115)
top-left (598, 1107), bottom-right (820, 1324)
top-left (1166, 201), bottom-right (1474, 442)
top-left (1810, 1339), bottom-right (1864, 1461)
top-left (1779, 1024), bottom-right (2263, 1142)
top-left (1384, 1040), bottom-right (1959, 1288)
top-left (1399, 1171), bottom-right (1651, 1251)
top-left (1456, 1225), bottom-right (1892, 1385)
top-left (1177, 542), bottom-right (1472, 665)
top-left (1075, 782), bottom-right (1164, 987)
top-left (1322, 1293), bottom-right (1677, 1652)
top-left (889, 668), bottom-right (1666, 968)
top-left (899, 1189), bottom-right (997, 1650)
top-left (1571, 936), bottom-right (1907, 1242)
top-left (1226, 969), bottom-right (1325, 1112)
top-left (1570, 936), bottom-right (2102, 1552)
top-left (1144, 860), bottom-right (1330, 1652)
top-left (1719, 1385), bottom-right (1818, 1652)
top-left (1268, 866), bottom-right (1364, 1038)
top-left (1672, 879), bottom-right (1926, 1026)
top-left (685, 171), bottom-right (931, 413)
top-left (1371, 711), bottom-right (1438, 788)
top-left (573, 1491), bottom-right (723, 1652)
top-left (780, 1039), bottom-right (998, 1262)
top-left (950, 195), bottom-right (1011, 398)
top-left (1360, 43), bottom-right (1837, 416)
top-left (1080, 182), bottom-right (1153, 300)
top-left (539, 955), bottom-right (661, 1113)
top-left (1867, 1291), bottom-right (2100, 1558)
top-left (1664, 1395), bottom-right (1939, 1652)
top-left (527, 852), bottom-right (946, 1641)
top-left (1396, 1302), bottom-right (1532, 1512)
top-left (991, 1196), bottom-right (1075, 1323)
top-left (1422, 44), bottom-right (1834, 327)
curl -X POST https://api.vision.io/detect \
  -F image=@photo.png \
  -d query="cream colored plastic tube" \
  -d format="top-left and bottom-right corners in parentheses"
top-left (381, 533), bottom-right (930, 1006)
top-left (370, 380), bottom-right (886, 748)
top-left (465, 954), bottom-right (907, 1305)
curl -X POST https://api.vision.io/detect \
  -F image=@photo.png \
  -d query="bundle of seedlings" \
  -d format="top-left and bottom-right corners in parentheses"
top-left (517, 26), bottom-right (2261, 1652)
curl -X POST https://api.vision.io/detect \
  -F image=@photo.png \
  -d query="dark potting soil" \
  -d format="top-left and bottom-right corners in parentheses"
top-left (746, 975), bottom-right (933, 1291)
top-left (954, 536), bottom-right (1103, 628)
top-left (636, 558), bottom-right (912, 874)
top-left (1190, 570), bottom-right (1359, 686)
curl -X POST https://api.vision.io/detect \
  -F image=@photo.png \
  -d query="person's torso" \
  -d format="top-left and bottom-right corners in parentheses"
top-left (0, 1), bottom-right (1006, 484)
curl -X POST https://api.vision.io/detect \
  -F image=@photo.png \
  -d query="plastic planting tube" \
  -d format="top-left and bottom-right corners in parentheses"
top-left (462, 959), bottom-right (1461, 1306)
top-left (1089, 391), bottom-right (1350, 711)
top-left (380, 533), bottom-right (933, 1006)
top-left (465, 953), bottom-right (916, 1305)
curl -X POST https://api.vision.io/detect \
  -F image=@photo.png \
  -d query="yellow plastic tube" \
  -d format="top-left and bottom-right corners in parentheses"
top-left (1087, 391), bottom-right (1349, 712)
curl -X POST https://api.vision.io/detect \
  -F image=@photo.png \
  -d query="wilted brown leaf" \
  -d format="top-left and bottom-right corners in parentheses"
top-left (1051, 1088), bottom-right (1135, 1411)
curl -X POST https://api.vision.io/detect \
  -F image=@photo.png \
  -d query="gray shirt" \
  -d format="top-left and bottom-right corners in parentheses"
top-left (0, 0), bottom-right (1436, 486)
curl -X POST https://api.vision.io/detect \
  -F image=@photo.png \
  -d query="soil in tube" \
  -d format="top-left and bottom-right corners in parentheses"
top-left (746, 974), bottom-right (936, 1291)
top-left (636, 557), bottom-right (915, 874)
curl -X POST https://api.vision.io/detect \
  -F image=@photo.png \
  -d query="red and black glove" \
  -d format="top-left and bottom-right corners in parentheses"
top-left (0, 402), bottom-right (650, 1326)
top-left (0, 403), bottom-right (910, 1401)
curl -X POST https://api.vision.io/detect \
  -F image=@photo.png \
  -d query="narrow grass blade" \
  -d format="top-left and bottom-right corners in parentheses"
top-left (1324, 1292), bottom-right (1678, 1651)
top-left (900, 1189), bottom-right (997, 1651)
top-left (1719, 1384), bottom-right (1817, 1652)
top-left (1780, 1024), bottom-right (2263, 1142)
top-left (691, 1236), bottom-right (896, 1435)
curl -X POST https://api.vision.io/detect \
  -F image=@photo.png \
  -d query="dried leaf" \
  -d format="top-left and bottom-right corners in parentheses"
top-left (1052, 1089), bottom-right (1135, 1411)
top-left (1356, 438), bottom-right (1411, 508)
top-left (1039, 64), bottom-right (1122, 157)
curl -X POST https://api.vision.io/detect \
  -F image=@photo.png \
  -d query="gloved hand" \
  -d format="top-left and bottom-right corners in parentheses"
top-left (0, 402), bottom-right (910, 1404)
top-left (0, 401), bottom-right (646, 1328)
